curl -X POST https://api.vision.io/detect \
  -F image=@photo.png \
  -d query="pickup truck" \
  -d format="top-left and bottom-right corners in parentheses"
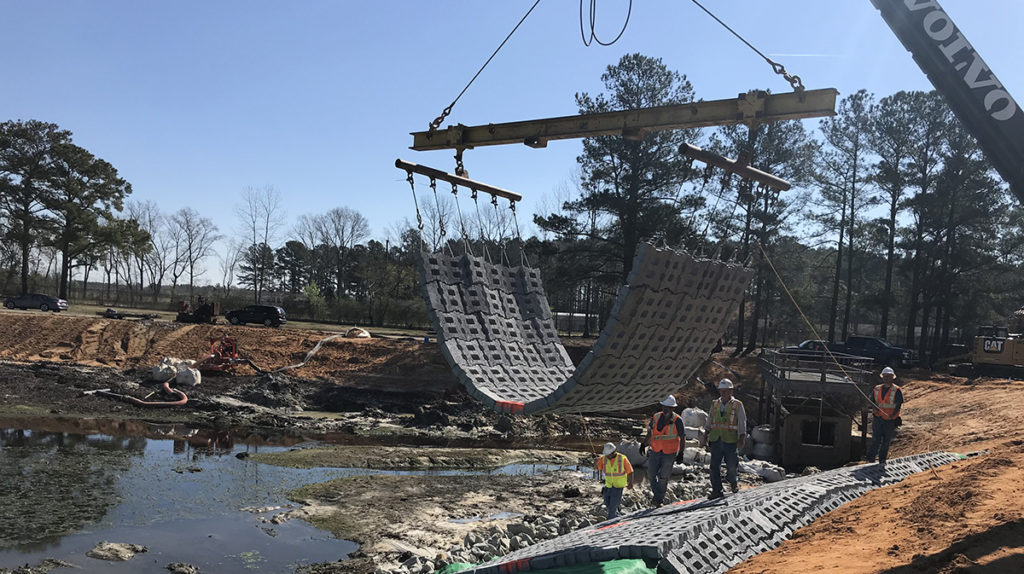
top-left (842, 336), bottom-right (916, 368)
top-left (780, 336), bottom-right (916, 367)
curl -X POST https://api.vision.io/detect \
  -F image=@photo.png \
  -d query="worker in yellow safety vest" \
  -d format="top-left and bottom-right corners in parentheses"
top-left (705, 378), bottom-right (747, 499)
top-left (865, 366), bottom-right (904, 466)
top-left (596, 442), bottom-right (634, 519)
top-left (642, 394), bottom-right (687, 507)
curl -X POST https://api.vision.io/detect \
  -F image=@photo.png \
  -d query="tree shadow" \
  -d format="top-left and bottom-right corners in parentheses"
top-left (878, 519), bottom-right (1024, 573)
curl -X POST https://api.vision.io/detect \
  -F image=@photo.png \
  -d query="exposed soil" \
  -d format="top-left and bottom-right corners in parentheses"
top-left (2, 309), bottom-right (1024, 573)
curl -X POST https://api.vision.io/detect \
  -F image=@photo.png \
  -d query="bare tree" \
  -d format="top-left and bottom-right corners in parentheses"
top-left (217, 238), bottom-right (245, 295)
top-left (170, 207), bottom-right (220, 300)
top-left (236, 185), bottom-right (285, 303)
top-left (311, 207), bottom-right (370, 297)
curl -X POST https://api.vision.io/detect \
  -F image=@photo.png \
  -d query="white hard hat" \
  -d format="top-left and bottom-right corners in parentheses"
top-left (659, 395), bottom-right (678, 407)
top-left (718, 378), bottom-right (734, 389)
top-left (602, 442), bottom-right (616, 456)
top-left (880, 367), bottom-right (896, 377)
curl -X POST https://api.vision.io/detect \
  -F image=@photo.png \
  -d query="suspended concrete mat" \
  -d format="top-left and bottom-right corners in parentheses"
top-left (420, 243), bottom-right (753, 415)
top-left (461, 451), bottom-right (964, 574)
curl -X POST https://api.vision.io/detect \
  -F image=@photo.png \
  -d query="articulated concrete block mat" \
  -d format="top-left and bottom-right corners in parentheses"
top-left (462, 451), bottom-right (963, 574)
top-left (418, 244), bottom-right (753, 415)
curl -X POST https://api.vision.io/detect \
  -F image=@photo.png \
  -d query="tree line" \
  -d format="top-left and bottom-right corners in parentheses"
top-left (4, 53), bottom-right (1023, 366)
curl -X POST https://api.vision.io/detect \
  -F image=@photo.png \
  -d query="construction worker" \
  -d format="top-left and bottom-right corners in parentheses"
top-left (596, 442), bottom-right (633, 519)
top-left (706, 378), bottom-right (747, 499)
top-left (643, 395), bottom-right (686, 506)
top-left (866, 366), bottom-right (903, 465)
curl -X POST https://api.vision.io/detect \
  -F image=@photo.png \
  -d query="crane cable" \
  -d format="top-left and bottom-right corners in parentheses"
top-left (756, 241), bottom-right (883, 413)
top-left (428, 0), bottom-right (542, 133)
top-left (687, 0), bottom-right (805, 93)
top-left (580, 0), bottom-right (632, 47)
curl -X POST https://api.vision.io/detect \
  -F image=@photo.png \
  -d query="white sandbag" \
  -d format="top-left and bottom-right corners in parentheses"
top-left (751, 424), bottom-right (775, 444)
top-left (682, 407), bottom-right (708, 428)
top-left (345, 327), bottom-right (371, 338)
top-left (175, 367), bottom-right (201, 387)
top-left (683, 426), bottom-right (705, 441)
top-left (152, 357), bottom-right (198, 384)
top-left (615, 440), bottom-right (647, 467)
top-left (758, 464), bottom-right (786, 482)
top-left (682, 447), bottom-right (709, 465)
top-left (752, 442), bottom-right (775, 460)
top-left (683, 439), bottom-right (701, 449)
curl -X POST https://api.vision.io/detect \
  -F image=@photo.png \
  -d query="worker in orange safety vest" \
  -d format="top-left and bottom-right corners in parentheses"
top-left (642, 394), bottom-right (686, 507)
top-left (596, 442), bottom-right (633, 519)
top-left (865, 366), bottom-right (904, 466)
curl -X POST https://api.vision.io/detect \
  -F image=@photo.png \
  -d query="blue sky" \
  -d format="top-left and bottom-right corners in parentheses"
top-left (5, 1), bottom-right (1023, 254)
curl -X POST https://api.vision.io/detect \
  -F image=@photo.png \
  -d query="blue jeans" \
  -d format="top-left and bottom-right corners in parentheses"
top-left (867, 417), bottom-right (898, 463)
top-left (602, 486), bottom-right (624, 519)
top-left (646, 450), bottom-right (676, 505)
top-left (709, 439), bottom-right (738, 495)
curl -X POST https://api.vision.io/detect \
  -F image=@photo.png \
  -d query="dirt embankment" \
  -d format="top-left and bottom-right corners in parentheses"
top-left (730, 372), bottom-right (1024, 573)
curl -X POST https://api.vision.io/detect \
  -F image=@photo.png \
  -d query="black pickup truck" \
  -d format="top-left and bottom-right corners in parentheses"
top-left (842, 336), bottom-right (916, 368)
top-left (781, 336), bottom-right (916, 367)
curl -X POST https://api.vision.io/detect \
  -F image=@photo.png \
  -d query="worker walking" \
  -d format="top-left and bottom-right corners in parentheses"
top-left (706, 378), bottom-right (747, 499)
top-left (866, 366), bottom-right (903, 466)
top-left (596, 442), bottom-right (633, 519)
top-left (643, 395), bottom-right (686, 507)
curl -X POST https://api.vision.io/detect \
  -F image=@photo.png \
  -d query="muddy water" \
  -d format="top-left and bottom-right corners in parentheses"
top-left (0, 420), bottom-right (583, 573)
top-left (0, 426), bottom-right (358, 572)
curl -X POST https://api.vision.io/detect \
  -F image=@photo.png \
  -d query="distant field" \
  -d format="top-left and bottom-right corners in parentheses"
top-left (1, 302), bottom-right (428, 339)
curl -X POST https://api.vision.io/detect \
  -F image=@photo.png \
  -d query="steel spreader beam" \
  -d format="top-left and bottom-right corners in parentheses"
top-left (411, 88), bottom-right (838, 151)
top-left (395, 159), bottom-right (522, 203)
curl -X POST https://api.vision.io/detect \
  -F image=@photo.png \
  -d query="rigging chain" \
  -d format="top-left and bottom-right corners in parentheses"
top-left (405, 171), bottom-right (425, 232)
top-left (451, 181), bottom-right (473, 253)
top-left (688, 0), bottom-right (805, 94)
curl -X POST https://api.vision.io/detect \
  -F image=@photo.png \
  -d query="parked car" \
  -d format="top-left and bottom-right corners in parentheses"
top-left (223, 304), bottom-right (286, 327)
top-left (3, 293), bottom-right (68, 312)
top-left (843, 335), bottom-right (917, 368)
top-left (779, 339), bottom-right (844, 356)
top-left (780, 336), bottom-right (916, 367)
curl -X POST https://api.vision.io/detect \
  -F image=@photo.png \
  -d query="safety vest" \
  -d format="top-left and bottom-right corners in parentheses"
top-left (708, 398), bottom-right (739, 443)
top-left (874, 384), bottom-right (902, 420)
top-left (651, 412), bottom-right (681, 454)
top-left (602, 453), bottom-right (630, 488)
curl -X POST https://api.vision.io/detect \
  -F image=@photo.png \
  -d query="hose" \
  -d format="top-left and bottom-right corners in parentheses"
top-left (99, 377), bottom-right (188, 408)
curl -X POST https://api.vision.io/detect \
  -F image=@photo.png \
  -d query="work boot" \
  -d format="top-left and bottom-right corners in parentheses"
top-left (708, 491), bottom-right (724, 500)
top-left (730, 482), bottom-right (739, 494)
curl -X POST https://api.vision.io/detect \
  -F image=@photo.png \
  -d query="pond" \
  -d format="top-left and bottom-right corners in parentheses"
top-left (0, 420), bottom-right (583, 573)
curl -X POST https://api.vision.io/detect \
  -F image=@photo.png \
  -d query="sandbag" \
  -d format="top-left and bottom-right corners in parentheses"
top-left (682, 407), bottom-right (708, 428)
top-left (751, 424), bottom-right (774, 444)
top-left (151, 357), bottom-right (196, 382)
top-left (683, 426), bottom-right (706, 441)
top-left (615, 440), bottom-right (647, 467)
top-left (175, 367), bottom-right (201, 387)
top-left (682, 447), bottom-right (709, 465)
top-left (752, 442), bottom-right (775, 460)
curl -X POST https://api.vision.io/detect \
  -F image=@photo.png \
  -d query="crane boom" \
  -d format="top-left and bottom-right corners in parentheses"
top-left (872, 0), bottom-right (1024, 201)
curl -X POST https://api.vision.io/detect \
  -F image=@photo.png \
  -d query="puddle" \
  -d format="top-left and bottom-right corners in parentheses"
top-left (0, 420), bottom-right (587, 572)
top-left (0, 428), bottom-right (357, 572)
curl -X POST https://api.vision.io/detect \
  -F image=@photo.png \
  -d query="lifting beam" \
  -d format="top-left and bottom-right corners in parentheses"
top-left (410, 88), bottom-right (838, 151)
top-left (395, 159), bottom-right (522, 202)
